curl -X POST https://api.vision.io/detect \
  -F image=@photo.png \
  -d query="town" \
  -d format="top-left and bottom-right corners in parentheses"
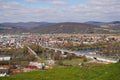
top-left (0, 33), bottom-right (120, 77)
top-left (0, 0), bottom-right (120, 79)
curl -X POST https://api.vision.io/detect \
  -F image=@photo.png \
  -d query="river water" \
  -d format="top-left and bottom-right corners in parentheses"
top-left (77, 48), bottom-right (99, 54)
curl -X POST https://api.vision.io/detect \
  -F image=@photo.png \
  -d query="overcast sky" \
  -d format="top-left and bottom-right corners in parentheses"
top-left (0, 0), bottom-right (120, 22)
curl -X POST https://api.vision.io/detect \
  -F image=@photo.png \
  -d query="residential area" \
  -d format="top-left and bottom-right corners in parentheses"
top-left (0, 33), bottom-right (120, 77)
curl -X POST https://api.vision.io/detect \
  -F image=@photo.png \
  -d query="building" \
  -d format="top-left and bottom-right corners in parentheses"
top-left (0, 65), bottom-right (10, 77)
top-left (0, 55), bottom-right (11, 61)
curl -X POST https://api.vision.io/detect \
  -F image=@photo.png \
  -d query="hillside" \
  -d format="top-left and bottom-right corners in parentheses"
top-left (31, 22), bottom-right (100, 34)
top-left (0, 22), bottom-right (50, 29)
top-left (0, 21), bottom-right (120, 34)
top-left (0, 22), bottom-right (50, 34)
top-left (85, 21), bottom-right (105, 26)
top-left (105, 21), bottom-right (120, 30)
top-left (0, 27), bottom-right (28, 34)
top-left (93, 62), bottom-right (120, 80)
top-left (1, 63), bottom-right (120, 80)
top-left (85, 21), bottom-right (120, 30)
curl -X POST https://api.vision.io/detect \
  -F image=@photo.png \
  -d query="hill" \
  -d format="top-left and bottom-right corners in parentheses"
top-left (0, 21), bottom-right (120, 34)
top-left (0, 22), bottom-right (50, 29)
top-left (93, 62), bottom-right (120, 80)
top-left (0, 25), bottom-right (29, 34)
top-left (0, 22), bottom-right (50, 34)
top-left (85, 21), bottom-right (105, 26)
top-left (1, 63), bottom-right (120, 80)
top-left (31, 22), bottom-right (100, 34)
top-left (85, 21), bottom-right (120, 30)
top-left (105, 21), bottom-right (120, 30)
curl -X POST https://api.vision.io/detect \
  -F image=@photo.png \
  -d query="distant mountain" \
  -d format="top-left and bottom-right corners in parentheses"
top-left (0, 22), bottom-right (52, 34)
top-left (85, 21), bottom-right (120, 30)
top-left (108, 21), bottom-right (120, 24)
top-left (31, 22), bottom-right (100, 34)
top-left (85, 21), bottom-right (106, 26)
top-left (102, 21), bottom-right (120, 30)
top-left (0, 21), bottom-right (120, 34)
top-left (0, 22), bottom-right (50, 29)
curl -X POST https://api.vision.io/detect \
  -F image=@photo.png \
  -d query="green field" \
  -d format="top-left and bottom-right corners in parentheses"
top-left (1, 63), bottom-right (120, 80)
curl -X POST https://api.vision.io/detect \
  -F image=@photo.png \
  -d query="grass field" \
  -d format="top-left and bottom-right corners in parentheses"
top-left (0, 62), bottom-right (120, 80)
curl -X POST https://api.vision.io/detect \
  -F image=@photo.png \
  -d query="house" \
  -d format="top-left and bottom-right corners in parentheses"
top-left (0, 65), bottom-right (10, 77)
top-left (23, 62), bottom-right (43, 72)
top-left (10, 69), bottom-right (21, 75)
top-left (46, 59), bottom-right (55, 65)
top-left (23, 65), bottom-right (39, 72)
top-left (0, 55), bottom-right (11, 61)
top-left (0, 69), bottom-right (8, 77)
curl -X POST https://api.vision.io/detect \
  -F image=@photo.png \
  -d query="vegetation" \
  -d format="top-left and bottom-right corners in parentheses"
top-left (56, 41), bottom-right (120, 59)
top-left (62, 58), bottom-right (86, 66)
top-left (92, 63), bottom-right (120, 80)
top-left (98, 42), bottom-right (120, 59)
top-left (1, 22), bottom-right (120, 34)
top-left (58, 41), bottom-right (109, 50)
top-left (0, 48), bottom-right (23, 55)
top-left (29, 44), bottom-right (46, 54)
top-left (0, 46), bottom-right (37, 66)
top-left (1, 62), bottom-right (120, 80)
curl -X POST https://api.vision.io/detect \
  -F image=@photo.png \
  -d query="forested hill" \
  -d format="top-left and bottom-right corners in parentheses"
top-left (31, 22), bottom-right (99, 34)
top-left (0, 21), bottom-right (120, 34)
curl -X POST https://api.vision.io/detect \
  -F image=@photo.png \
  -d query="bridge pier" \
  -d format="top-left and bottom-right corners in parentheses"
top-left (61, 51), bottom-right (64, 54)
top-left (55, 49), bottom-right (57, 53)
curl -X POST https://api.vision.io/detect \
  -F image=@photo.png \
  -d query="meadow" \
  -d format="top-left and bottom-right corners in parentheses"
top-left (1, 62), bottom-right (120, 80)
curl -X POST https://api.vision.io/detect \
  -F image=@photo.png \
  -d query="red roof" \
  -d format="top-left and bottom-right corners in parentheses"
top-left (25, 65), bottom-right (38, 69)
top-left (0, 65), bottom-right (10, 69)
top-left (10, 69), bottom-right (21, 73)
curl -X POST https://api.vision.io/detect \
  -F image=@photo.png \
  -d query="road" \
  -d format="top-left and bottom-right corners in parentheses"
top-left (27, 46), bottom-right (41, 60)
top-left (17, 42), bottom-right (41, 60)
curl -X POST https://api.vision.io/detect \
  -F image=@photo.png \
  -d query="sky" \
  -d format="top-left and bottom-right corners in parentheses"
top-left (0, 0), bottom-right (120, 23)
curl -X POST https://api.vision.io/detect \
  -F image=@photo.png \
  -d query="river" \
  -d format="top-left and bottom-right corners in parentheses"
top-left (77, 48), bottom-right (99, 54)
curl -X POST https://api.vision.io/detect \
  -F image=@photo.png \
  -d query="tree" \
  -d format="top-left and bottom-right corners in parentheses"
top-left (23, 46), bottom-right (28, 54)
top-left (66, 53), bottom-right (73, 60)
top-left (83, 55), bottom-right (87, 62)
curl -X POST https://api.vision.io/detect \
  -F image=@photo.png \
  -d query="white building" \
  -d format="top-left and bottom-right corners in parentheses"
top-left (0, 56), bottom-right (11, 61)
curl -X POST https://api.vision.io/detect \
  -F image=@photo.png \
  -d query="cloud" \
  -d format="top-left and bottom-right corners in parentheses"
top-left (26, 0), bottom-right (67, 6)
top-left (62, 0), bottom-right (120, 22)
top-left (0, 0), bottom-right (120, 22)
top-left (25, 0), bottom-right (49, 2)
top-left (0, 0), bottom-right (62, 22)
top-left (26, 0), bottom-right (57, 3)
top-left (90, 0), bottom-right (120, 6)
top-left (50, 1), bottom-right (67, 5)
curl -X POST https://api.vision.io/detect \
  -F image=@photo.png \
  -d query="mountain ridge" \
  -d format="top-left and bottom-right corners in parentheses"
top-left (0, 21), bottom-right (120, 34)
